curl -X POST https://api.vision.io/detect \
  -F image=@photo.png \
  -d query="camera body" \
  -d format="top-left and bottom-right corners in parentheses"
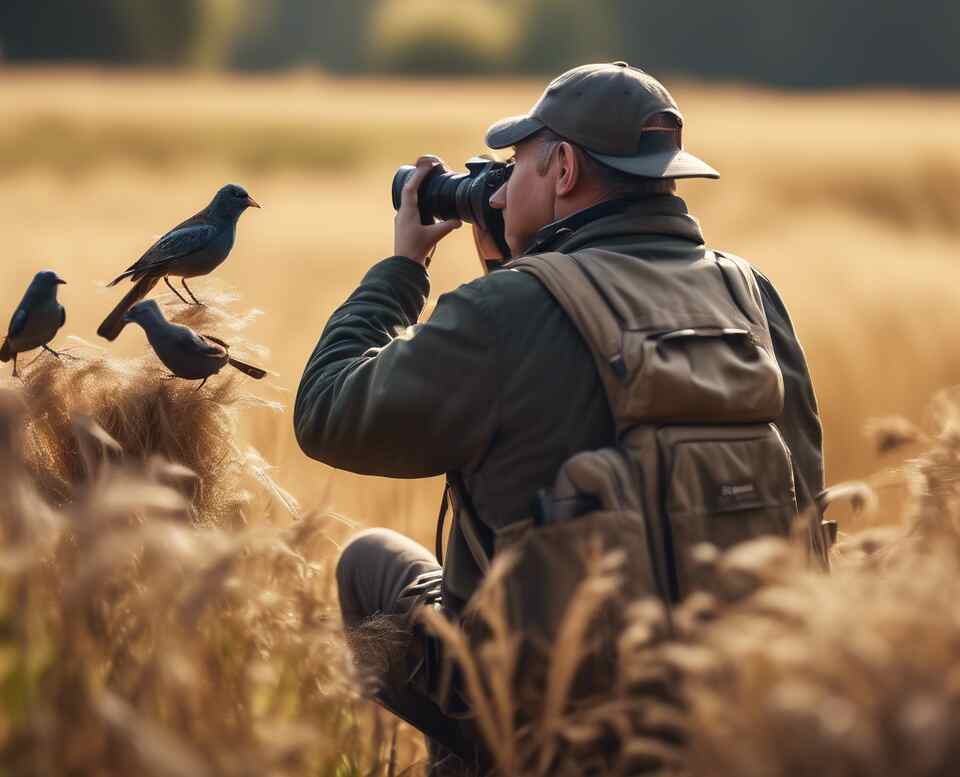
top-left (392, 157), bottom-right (513, 260)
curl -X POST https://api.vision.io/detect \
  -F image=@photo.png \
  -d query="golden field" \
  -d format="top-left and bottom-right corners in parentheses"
top-left (3, 69), bottom-right (960, 775)
top-left (3, 69), bottom-right (960, 535)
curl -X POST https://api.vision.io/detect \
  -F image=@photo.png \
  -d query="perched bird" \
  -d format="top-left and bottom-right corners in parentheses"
top-left (123, 300), bottom-right (266, 389)
top-left (97, 183), bottom-right (260, 342)
top-left (0, 270), bottom-right (67, 377)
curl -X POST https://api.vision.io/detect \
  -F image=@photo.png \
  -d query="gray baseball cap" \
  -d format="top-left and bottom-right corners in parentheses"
top-left (485, 62), bottom-right (718, 180)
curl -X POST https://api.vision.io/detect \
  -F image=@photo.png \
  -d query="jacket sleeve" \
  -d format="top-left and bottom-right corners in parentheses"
top-left (293, 256), bottom-right (498, 478)
top-left (753, 269), bottom-right (825, 502)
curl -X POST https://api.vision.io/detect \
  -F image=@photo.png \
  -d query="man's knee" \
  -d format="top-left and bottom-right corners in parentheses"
top-left (336, 528), bottom-right (438, 626)
top-left (337, 528), bottom-right (398, 622)
top-left (337, 528), bottom-right (398, 588)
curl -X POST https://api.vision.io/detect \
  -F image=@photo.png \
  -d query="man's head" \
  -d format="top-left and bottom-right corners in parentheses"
top-left (485, 62), bottom-right (718, 255)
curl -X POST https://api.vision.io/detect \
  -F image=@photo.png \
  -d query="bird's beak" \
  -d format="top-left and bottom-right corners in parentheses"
top-left (122, 313), bottom-right (133, 323)
top-left (246, 196), bottom-right (261, 209)
top-left (57, 279), bottom-right (67, 285)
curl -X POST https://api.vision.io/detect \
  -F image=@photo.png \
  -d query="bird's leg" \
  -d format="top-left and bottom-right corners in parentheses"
top-left (163, 276), bottom-right (192, 306)
top-left (11, 354), bottom-right (18, 379)
top-left (44, 344), bottom-right (79, 362)
top-left (194, 377), bottom-right (209, 392)
top-left (181, 279), bottom-right (204, 307)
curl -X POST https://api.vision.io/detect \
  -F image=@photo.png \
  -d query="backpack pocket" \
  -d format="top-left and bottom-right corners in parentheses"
top-left (657, 423), bottom-right (797, 599)
top-left (491, 447), bottom-right (662, 640)
top-left (622, 328), bottom-right (784, 423)
top-left (493, 509), bottom-right (657, 647)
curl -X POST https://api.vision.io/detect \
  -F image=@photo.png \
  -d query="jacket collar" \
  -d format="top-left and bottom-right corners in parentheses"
top-left (523, 194), bottom-right (705, 255)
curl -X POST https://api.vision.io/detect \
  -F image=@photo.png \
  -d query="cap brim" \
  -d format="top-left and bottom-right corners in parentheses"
top-left (586, 147), bottom-right (719, 180)
top-left (485, 115), bottom-right (545, 149)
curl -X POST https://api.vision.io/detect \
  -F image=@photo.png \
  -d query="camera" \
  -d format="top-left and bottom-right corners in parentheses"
top-left (391, 157), bottom-right (513, 260)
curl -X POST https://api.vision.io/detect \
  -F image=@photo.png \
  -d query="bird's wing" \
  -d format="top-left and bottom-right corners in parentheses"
top-left (191, 332), bottom-right (228, 359)
top-left (7, 308), bottom-right (27, 338)
top-left (200, 334), bottom-right (230, 350)
top-left (127, 223), bottom-right (217, 276)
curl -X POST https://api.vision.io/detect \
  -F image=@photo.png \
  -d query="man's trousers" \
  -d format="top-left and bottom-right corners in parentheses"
top-left (336, 528), bottom-right (487, 775)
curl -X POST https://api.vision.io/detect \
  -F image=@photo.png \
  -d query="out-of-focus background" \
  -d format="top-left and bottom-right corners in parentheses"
top-left (3, 0), bottom-right (960, 85)
top-left (2, 0), bottom-right (959, 546)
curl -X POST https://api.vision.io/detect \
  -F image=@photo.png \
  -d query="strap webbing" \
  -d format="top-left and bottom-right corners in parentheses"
top-left (435, 483), bottom-right (450, 565)
top-left (435, 475), bottom-right (491, 572)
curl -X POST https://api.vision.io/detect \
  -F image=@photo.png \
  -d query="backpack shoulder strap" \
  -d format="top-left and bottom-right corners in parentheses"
top-left (712, 249), bottom-right (772, 339)
top-left (509, 250), bottom-right (630, 415)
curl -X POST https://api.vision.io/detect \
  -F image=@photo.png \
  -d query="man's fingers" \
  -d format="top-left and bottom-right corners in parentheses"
top-left (401, 158), bottom-right (444, 211)
top-left (394, 157), bottom-right (459, 264)
top-left (401, 165), bottom-right (431, 209)
top-left (427, 219), bottom-right (463, 241)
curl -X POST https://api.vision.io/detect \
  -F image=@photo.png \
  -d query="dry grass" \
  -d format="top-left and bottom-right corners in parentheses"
top-left (0, 300), bottom-right (429, 776)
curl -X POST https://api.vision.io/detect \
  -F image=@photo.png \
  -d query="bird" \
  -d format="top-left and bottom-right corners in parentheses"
top-left (0, 270), bottom-right (67, 378)
top-left (123, 300), bottom-right (266, 389)
top-left (97, 183), bottom-right (260, 342)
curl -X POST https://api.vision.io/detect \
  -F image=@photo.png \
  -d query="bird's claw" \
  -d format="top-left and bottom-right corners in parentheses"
top-left (43, 346), bottom-right (79, 363)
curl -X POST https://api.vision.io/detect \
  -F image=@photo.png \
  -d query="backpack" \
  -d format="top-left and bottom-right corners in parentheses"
top-left (449, 246), bottom-right (831, 641)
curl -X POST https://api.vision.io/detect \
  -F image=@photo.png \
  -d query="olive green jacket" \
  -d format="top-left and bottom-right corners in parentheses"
top-left (294, 195), bottom-right (823, 614)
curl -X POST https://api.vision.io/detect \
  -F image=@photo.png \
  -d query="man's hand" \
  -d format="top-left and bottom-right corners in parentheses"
top-left (395, 156), bottom-right (463, 266)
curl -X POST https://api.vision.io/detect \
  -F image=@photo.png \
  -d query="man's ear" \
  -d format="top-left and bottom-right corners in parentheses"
top-left (554, 141), bottom-right (580, 197)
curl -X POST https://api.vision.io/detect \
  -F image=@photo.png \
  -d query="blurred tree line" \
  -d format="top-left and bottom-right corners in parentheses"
top-left (1, 0), bottom-right (958, 87)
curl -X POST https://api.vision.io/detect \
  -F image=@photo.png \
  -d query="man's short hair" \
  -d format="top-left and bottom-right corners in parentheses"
top-left (533, 117), bottom-right (679, 197)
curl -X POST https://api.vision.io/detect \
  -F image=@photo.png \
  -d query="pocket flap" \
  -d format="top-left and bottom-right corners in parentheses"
top-left (623, 328), bottom-right (784, 423)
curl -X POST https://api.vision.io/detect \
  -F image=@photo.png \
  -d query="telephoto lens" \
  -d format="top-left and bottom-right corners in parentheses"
top-left (391, 157), bottom-right (513, 259)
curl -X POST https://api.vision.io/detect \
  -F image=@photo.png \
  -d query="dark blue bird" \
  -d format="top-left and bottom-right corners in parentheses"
top-left (97, 183), bottom-right (260, 341)
top-left (0, 270), bottom-right (67, 377)
top-left (123, 299), bottom-right (267, 390)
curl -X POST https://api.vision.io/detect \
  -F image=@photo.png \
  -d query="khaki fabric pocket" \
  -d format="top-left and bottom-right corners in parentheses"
top-left (623, 328), bottom-right (784, 423)
top-left (493, 510), bottom-right (657, 645)
top-left (660, 424), bottom-right (796, 597)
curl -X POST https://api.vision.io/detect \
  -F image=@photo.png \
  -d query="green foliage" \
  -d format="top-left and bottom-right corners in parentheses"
top-left (366, 0), bottom-right (517, 75)
top-left (2, 0), bottom-right (960, 85)
top-left (0, 0), bottom-right (246, 67)
top-left (612, 0), bottom-right (960, 87)
top-left (0, 0), bottom-right (130, 62)
top-left (111, 0), bottom-right (201, 65)
top-left (230, 0), bottom-right (378, 72)
top-left (513, 0), bottom-right (619, 73)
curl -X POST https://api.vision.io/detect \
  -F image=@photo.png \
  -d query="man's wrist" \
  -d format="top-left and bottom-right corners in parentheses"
top-left (363, 255), bottom-right (430, 291)
top-left (384, 254), bottom-right (430, 273)
top-left (393, 254), bottom-right (428, 269)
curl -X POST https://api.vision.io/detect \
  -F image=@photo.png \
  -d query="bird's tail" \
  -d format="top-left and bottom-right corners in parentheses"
top-left (107, 270), bottom-right (134, 287)
top-left (0, 339), bottom-right (10, 363)
top-left (97, 277), bottom-right (158, 341)
top-left (228, 358), bottom-right (266, 380)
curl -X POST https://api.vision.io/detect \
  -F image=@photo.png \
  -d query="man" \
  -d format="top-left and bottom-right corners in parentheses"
top-left (294, 62), bottom-right (823, 772)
